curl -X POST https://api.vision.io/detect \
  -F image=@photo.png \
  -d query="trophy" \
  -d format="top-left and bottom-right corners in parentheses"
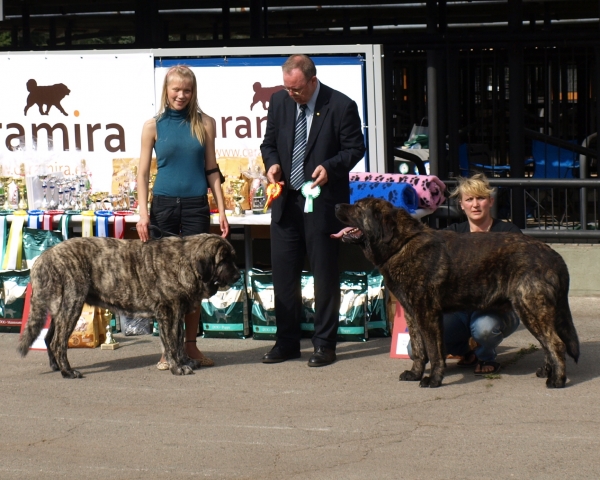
top-left (39, 174), bottom-right (49, 210)
top-left (229, 177), bottom-right (246, 217)
top-left (101, 325), bottom-right (120, 350)
top-left (0, 176), bottom-right (11, 211)
top-left (16, 177), bottom-right (27, 210)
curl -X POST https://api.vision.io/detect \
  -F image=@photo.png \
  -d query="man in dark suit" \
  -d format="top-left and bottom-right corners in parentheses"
top-left (260, 54), bottom-right (366, 367)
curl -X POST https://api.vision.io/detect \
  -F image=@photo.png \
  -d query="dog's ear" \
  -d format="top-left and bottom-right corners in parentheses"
top-left (214, 240), bottom-right (231, 265)
top-left (380, 210), bottom-right (396, 244)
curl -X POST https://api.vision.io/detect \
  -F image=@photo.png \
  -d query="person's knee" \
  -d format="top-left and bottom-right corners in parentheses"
top-left (471, 313), bottom-right (503, 343)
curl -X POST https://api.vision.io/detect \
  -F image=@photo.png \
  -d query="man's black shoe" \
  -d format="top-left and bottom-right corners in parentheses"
top-left (307, 346), bottom-right (336, 367)
top-left (262, 346), bottom-right (301, 364)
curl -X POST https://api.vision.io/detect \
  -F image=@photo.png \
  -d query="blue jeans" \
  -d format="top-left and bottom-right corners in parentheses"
top-left (407, 310), bottom-right (520, 363)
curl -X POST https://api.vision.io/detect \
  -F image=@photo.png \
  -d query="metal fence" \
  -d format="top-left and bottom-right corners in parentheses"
top-left (431, 178), bottom-right (600, 243)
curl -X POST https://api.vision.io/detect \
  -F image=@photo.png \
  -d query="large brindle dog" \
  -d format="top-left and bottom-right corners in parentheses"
top-left (18, 234), bottom-right (240, 378)
top-left (334, 198), bottom-right (580, 388)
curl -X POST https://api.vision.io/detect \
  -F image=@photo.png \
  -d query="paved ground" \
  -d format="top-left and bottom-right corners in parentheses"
top-left (1, 296), bottom-right (599, 479)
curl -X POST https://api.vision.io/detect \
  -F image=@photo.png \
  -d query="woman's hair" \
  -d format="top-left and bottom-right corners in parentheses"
top-left (157, 65), bottom-right (206, 145)
top-left (282, 54), bottom-right (317, 80)
top-left (449, 173), bottom-right (495, 200)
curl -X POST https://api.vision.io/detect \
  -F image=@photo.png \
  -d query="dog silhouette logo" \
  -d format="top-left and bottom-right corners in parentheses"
top-left (250, 82), bottom-right (284, 110)
top-left (24, 79), bottom-right (71, 116)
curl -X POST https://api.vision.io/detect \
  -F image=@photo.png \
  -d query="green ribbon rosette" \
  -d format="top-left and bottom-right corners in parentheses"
top-left (301, 181), bottom-right (321, 213)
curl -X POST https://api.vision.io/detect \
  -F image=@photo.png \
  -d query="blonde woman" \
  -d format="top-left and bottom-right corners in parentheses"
top-left (137, 65), bottom-right (229, 370)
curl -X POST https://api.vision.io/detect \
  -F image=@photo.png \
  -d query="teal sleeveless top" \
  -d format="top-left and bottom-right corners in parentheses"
top-left (153, 108), bottom-right (207, 197)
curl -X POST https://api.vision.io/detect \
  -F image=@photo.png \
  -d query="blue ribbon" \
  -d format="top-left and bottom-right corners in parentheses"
top-left (27, 209), bottom-right (45, 229)
top-left (94, 210), bottom-right (113, 237)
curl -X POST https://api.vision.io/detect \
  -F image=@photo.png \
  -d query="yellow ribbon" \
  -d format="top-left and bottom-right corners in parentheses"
top-left (3, 210), bottom-right (27, 270)
top-left (81, 211), bottom-right (95, 237)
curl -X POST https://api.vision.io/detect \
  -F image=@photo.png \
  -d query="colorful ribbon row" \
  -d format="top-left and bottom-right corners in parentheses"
top-left (22, 210), bottom-right (135, 239)
top-left (0, 210), bottom-right (136, 270)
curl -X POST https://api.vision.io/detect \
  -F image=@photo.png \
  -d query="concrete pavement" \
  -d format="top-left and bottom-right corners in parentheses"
top-left (1, 296), bottom-right (599, 479)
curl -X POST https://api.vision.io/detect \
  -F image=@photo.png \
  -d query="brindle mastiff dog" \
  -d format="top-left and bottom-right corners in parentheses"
top-left (18, 234), bottom-right (240, 378)
top-left (333, 198), bottom-right (579, 388)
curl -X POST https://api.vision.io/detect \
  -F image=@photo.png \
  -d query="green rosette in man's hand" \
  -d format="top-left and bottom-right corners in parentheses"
top-left (301, 181), bottom-right (321, 213)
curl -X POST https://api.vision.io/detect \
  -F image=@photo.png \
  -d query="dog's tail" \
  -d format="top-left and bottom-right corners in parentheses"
top-left (17, 289), bottom-right (49, 357)
top-left (556, 296), bottom-right (580, 363)
top-left (26, 79), bottom-right (37, 92)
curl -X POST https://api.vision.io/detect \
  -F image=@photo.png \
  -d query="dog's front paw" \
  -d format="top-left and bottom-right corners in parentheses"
top-left (399, 370), bottom-right (422, 382)
top-left (419, 376), bottom-right (430, 387)
top-left (421, 375), bottom-right (443, 388)
top-left (170, 365), bottom-right (195, 375)
top-left (546, 376), bottom-right (566, 388)
top-left (183, 358), bottom-right (202, 370)
top-left (417, 376), bottom-right (442, 388)
top-left (61, 369), bottom-right (83, 379)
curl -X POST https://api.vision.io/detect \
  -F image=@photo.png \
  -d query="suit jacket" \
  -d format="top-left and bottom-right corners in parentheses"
top-left (260, 82), bottom-right (366, 232)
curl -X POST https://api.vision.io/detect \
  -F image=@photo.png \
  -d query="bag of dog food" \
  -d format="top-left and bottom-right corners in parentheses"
top-left (367, 270), bottom-right (389, 337)
top-left (249, 269), bottom-right (277, 340)
top-left (68, 303), bottom-right (100, 348)
top-left (202, 270), bottom-right (250, 339)
top-left (338, 271), bottom-right (368, 342)
top-left (0, 269), bottom-right (30, 332)
top-left (22, 227), bottom-right (63, 269)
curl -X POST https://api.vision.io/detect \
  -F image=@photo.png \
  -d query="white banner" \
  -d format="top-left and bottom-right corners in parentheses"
top-left (0, 53), bottom-right (155, 192)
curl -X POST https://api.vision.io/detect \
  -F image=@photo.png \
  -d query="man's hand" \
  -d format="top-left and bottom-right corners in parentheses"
top-left (311, 165), bottom-right (328, 188)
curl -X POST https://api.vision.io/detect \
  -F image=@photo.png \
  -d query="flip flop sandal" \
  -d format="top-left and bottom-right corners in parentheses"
top-left (196, 356), bottom-right (215, 367)
top-left (156, 361), bottom-right (170, 371)
top-left (456, 350), bottom-right (478, 368)
top-left (474, 360), bottom-right (501, 376)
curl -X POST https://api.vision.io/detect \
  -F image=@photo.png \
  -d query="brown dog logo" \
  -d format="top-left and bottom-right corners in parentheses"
top-left (24, 79), bottom-right (71, 116)
top-left (250, 82), bottom-right (284, 110)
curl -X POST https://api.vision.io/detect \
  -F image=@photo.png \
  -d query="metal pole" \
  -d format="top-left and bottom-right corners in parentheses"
top-left (508, 0), bottom-right (525, 228)
top-left (426, 0), bottom-right (439, 176)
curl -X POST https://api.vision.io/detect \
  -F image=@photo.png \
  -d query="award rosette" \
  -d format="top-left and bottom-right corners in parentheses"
top-left (300, 181), bottom-right (321, 213)
top-left (42, 209), bottom-right (65, 231)
top-left (263, 183), bottom-right (282, 213)
top-left (94, 210), bottom-right (113, 237)
top-left (113, 211), bottom-right (134, 239)
top-left (27, 209), bottom-right (44, 229)
top-left (60, 210), bottom-right (79, 240)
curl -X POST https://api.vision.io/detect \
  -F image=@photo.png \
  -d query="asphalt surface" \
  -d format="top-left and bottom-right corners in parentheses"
top-left (1, 296), bottom-right (599, 479)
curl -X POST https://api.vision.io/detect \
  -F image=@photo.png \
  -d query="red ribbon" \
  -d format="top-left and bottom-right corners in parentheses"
top-left (42, 210), bottom-right (64, 230)
top-left (113, 211), bottom-right (134, 239)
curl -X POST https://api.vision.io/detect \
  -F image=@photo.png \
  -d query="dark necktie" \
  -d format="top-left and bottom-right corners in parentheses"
top-left (290, 104), bottom-right (308, 190)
